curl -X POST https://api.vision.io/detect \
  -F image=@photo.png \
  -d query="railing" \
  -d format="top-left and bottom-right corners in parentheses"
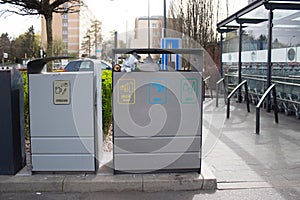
top-left (256, 84), bottom-right (279, 134)
top-left (203, 76), bottom-right (213, 100)
top-left (227, 80), bottom-right (250, 119)
top-left (216, 78), bottom-right (227, 107)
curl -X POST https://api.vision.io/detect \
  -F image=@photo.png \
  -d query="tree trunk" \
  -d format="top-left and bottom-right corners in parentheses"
top-left (45, 13), bottom-right (53, 72)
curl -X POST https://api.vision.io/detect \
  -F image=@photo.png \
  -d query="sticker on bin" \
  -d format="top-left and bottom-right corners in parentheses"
top-left (148, 78), bottom-right (168, 104)
top-left (180, 78), bottom-right (198, 104)
top-left (53, 80), bottom-right (70, 105)
top-left (118, 79), bottom-right (135, 104)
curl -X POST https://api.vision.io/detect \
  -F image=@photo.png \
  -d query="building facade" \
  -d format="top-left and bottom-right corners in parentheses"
top-left (130, 16), bottom-right (164, 49)
top-left (41, 2), bottom-right (99, 57)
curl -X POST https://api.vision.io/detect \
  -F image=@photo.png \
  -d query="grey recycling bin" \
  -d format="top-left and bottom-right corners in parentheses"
top-left (0, 67), bottom-right (26, 175)
top-left (112, 48), bottom-right (203, 174)
top-left (28, 58), bottom-right (102, 172)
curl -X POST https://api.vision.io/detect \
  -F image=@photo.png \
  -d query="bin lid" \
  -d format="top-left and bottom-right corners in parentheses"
top-left (27, 57), bottom-right (72, 74)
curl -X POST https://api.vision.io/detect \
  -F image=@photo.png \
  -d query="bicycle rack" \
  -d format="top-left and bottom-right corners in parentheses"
top-left (216, 78), bottom-right (227, 107)
top-left (227, 80), bottom-right (250, 119)
top-left (256, 84), bottom-right (279, 134)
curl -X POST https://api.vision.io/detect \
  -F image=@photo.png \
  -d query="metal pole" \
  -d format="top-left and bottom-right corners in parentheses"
top-left (256, 107), bottom-right (260, 134)
top-left (238, 23), bottom-right (243, 103)
top-left (216, 78), bottom-right (225, 108)
top-left (148, 0), bottom-right (150, 49)
top-left (113, 31), bottom-right (118, 65)
top-left (220, 33), bottom-right (224, 78)
top-left (163, 0), bottom-right (167, 38)
top-left (114, 31), bottom-right (118, 49)
top-left (227, 98), bottom-right (230, 119)
top-left (216, 83), bottom-right (219, 107)
top-left (273, 86), bottom-right (279, 124)
top-left (245, 82), bottom-right (250, 113)
top-left (219, 32), bottom-right (228, 103)
top-left (266, 10), bottom-right (273, 112)
top-left (209, 78), bottom-right (213, 99)
top-left (202, 79), bottom-right (206, 102)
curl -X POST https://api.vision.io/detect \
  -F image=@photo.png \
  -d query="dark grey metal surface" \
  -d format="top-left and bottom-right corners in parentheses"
top-left (217, 0), bottom-right (300, 28)
top-left (113, 72), bottom-right (202, 174)
top-left (217, 0), bottom-right (265, 28)
top-left (0, 68), bottom-right (26, 175)
top-left (266, 10), bottom-right (274, 112)
top-left (112, 48), bottom-right (204, 55)
top-left (27, 57), bottom-right (72, 74)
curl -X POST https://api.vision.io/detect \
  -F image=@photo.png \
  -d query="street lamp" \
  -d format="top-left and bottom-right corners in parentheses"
top-left (148, 0), bottom-right (150, 48)
top-left (163, 0), bottom-right (166, 38)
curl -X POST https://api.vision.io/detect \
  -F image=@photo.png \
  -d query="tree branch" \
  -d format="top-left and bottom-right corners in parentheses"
top-left (0, 9), bottom-right (39, 17)
top-left (51, 0), bottom-right (83, 14)
top-left (0, 0), bottom-right (40, 16)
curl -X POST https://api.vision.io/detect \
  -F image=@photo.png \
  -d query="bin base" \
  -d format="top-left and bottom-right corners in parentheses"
top-left (114, 168), bottom-right (201, 175)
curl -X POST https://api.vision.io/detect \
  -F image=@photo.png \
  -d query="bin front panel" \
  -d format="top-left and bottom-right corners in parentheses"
top-left (29, 72), bottom-right (96, 172)
top-left (113, 72), bottom-right (202, 173)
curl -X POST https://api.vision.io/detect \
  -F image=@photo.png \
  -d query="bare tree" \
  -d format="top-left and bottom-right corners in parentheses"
top-left (81, 29), bottom-right (92, 57)
top-left (81, 20), bottom-right (103, 58)
top-left (0, 0), bottom-right (83, 70)
top-left (169, 0), bottom-right (220, 48)
top-left (90, 20), bottom-right (102, 58)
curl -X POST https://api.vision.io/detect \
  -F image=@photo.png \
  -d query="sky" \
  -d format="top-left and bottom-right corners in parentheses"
top-left (0, 0), bottom-right (248, 39)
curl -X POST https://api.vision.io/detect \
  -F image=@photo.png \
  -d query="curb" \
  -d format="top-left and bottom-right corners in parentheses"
top-left (0, 163), bottom-right (217, 193)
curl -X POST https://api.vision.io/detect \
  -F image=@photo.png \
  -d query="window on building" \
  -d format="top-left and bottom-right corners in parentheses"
top-left (152, 23), bottom-right (157, 28)
top-left (62, 14), bottom-right (68, 19)
top-left (63, 22), bottom-right (68, 27)
top-left (63, 30), bottom-right (68, 35)
top-left (153, 39), bottom-right (159, 46)
top-left (153, 31), bottom-right (159, 36)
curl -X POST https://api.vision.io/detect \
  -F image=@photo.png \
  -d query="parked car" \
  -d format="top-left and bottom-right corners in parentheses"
top-left (64, 59), bottom-right (112, 72)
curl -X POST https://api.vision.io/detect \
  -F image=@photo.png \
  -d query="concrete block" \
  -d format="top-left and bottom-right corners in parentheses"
top-left (63, 174), bottom-right (143, 192)
top-left (142, 173), bottom-right (203, 192)
top-left (201, 162), bottom-right (217, 190)
top-left (218, 181), bottom-right (272, 190)
top-left (0, 175), bottom-right (64, 192)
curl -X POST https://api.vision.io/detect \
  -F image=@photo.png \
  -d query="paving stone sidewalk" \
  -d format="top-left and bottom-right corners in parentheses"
top-left (202, 99), bottom-right (300, 195)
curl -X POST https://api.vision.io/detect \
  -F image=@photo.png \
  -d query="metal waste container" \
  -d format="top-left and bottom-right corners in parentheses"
top-left (112, 48), bottom-right (203, 174)
top-left (28, 58), bottom-right (102, 172)
top-left (0, 67), bottom-right (26, 175)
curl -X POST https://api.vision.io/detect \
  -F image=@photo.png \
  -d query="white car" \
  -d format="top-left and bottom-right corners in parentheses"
top-left (64, 59), bottom-right (112, 72)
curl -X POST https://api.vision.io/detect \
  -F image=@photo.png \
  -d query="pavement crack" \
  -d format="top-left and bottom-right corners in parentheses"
top-left (141, 175), bottom-right (144, 192)
top-left (200, 174), bottom-right (204, 190)
top-left (62, 176), bottom-right (66, 192)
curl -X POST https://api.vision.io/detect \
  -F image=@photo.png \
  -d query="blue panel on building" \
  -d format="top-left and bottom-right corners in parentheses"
top-left (161, 38), bottom-right (182, 71)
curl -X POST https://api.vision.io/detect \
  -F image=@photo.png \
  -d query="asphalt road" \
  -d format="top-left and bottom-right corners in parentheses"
top-left (1, 187), bottom-right (300, 200)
